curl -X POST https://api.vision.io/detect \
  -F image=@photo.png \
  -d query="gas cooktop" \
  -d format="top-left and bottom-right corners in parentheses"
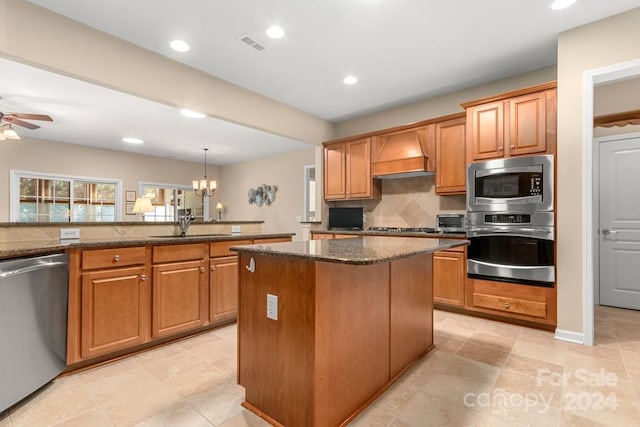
top-left (367, 227), bottom-right (438, 233)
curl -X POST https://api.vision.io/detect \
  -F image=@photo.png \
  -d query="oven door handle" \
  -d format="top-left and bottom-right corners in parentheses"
top-left (467, 227), bottom-right (554, 239)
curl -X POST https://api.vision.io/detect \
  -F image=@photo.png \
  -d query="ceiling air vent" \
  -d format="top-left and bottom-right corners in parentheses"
top-left (239, 34), bottom-right (265, 51)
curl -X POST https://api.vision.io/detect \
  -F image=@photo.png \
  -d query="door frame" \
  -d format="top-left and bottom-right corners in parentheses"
top-left (582, 59), bottom-right (640, 346)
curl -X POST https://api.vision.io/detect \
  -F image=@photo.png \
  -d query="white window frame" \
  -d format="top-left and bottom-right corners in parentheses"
top-left (10, 169), bottom-right (123, 222)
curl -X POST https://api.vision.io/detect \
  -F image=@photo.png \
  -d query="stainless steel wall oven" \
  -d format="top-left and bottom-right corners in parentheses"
top-left (467, 155), bottom-right (555, 287)
top-left (466, 212), bottom-right (554, 286)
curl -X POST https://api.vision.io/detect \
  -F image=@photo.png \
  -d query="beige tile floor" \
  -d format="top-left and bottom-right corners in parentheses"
top-left (2, 306), bottom-right (640, 426)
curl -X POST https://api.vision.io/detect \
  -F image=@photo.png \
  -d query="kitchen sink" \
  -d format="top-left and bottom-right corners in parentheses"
top-left (150, 233), bottom-right (233, 238)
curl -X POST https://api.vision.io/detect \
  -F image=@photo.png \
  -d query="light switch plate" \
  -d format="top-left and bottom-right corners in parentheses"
top-left (267, 293), bottom-right (278, 320)
top-left (231, 225), bottom-right (241, 233)
top-left (60, 228), bottom-right (80, 239)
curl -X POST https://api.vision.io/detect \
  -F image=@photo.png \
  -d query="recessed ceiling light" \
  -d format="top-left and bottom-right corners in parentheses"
top-left (122, 137), bottom-right (144, 144)
top-left (180, 108), bottom-right (206, 119)
top-left (551, 0), bottom-right (577, 10)
top-left (170, 39), bottom-right (190, 52)
top-left (343, 75), bottom-right (358, 85)
top-left (266, 25), bottom-right (285, 39)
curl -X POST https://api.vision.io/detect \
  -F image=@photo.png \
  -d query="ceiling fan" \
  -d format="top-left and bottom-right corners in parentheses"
top-left (0, 110), bottom-right (53, 130)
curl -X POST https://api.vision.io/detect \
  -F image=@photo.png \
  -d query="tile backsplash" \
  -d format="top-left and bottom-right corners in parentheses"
top-left (326, 175), bottom-right (466, 229)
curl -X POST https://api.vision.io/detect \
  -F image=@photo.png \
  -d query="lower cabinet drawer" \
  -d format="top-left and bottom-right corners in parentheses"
top-left (466, 278), bottom-right (556, 325)
top-left (471, 293), bottom-right (547, 318)
top-left (210, 240), bottom-right (253, 257)
top-left (82, 246), bottom-right (146, 270)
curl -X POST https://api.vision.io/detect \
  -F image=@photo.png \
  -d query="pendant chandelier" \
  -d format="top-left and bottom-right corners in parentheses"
top-left (193, 148), bottom-right (217, 197)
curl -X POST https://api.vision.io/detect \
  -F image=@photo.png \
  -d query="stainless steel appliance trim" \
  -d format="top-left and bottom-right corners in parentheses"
top-left (467, 259), bottom-right (555, 284)
top-left (475, 164), bottom-right (541, 178)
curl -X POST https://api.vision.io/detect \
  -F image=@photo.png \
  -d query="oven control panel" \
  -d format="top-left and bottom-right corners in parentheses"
top-left (484, 213), bottom-right (531, 224)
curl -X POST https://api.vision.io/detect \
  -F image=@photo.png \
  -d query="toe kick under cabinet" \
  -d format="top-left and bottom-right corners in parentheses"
top-left (66, 236), bottom-right (291, 367)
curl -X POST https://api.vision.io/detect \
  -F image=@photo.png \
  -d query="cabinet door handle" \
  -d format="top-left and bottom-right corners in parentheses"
top-left (504, 302), bottom-right (510, 309)
top-left (113, 255), bottom-right (120, 262)
top-left (211, 265), bottom-right (216, 271)
top-left (497, 146), bottom-right (504, 152)
top-left (200, 267), bottom-right (206, 273)
top-left (140, 274), bottom-right (147, 281)
top-left (510, 145), bottom-right (515, 149)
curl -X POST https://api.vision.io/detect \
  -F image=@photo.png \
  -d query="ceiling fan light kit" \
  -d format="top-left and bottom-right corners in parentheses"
top-left (0, 102), bottom-right (53, 140)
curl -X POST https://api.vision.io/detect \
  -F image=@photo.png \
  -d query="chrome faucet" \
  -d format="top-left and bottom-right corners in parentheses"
top-left (178, 213), bottom-right (196, 237)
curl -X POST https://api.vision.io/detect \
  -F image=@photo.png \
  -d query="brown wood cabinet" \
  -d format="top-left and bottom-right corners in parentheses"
top-left (323, 138), bottom-right (379, 201)
top-left (372, 125), bottom-right (434, 175)
top-left (209, 256), bottom-right (238, 322)
top-left (465, 278), bottom-right (557, 326)
top-left (152, 244), bottom-right (208, 338)
top-left (433, 246), bottom-right (466, 307)
top-left (75, 247), bottom-right (151, 360)
top-left (435, 116), bottom-right (466, 194)
top-left (463, 82), bottom-right (556, 162)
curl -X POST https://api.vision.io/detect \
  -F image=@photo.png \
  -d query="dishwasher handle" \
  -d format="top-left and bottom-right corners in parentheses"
top-left (0, 260), bottom-right (68, 279)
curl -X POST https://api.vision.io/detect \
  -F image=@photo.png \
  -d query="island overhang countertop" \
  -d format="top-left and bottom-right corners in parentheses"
top-left (231, 235), bottom-right (468, 264)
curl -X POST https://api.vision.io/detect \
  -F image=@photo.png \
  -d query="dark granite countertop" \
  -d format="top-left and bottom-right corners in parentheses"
top-left (231, 236), bottom-right (469, 265)
top-left (310, 229), bottom-right (467, 239)
top-left (0, 233), bottom-right (294, 260)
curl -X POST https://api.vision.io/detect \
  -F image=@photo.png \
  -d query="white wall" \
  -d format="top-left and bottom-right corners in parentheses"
top-left (557, 7), bottom-right (640, 334)
top-left (219, 147), bottom-right (316, 240)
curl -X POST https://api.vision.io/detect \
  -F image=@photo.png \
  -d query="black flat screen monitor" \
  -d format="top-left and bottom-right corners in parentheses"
top-left (328, 207), bottom-right (363, 230)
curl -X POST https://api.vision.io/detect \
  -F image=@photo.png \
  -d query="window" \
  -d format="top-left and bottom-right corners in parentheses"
top-left (139, 182), bottom-right (204, 222)
top-left (11, 170), bottom-right (121, 223)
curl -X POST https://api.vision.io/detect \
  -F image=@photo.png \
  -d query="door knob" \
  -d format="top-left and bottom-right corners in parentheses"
top-left (246, 257), bottom-right (256, 273)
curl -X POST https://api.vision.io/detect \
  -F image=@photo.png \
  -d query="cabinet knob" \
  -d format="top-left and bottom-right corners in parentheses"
top-left (437, 184), bottom-right (441, 188)
top-left (211, 265), bottom-right (216, 271)
top-left (510, 145), bottom-right (515, 149)
top-left (200, 267), bottom-right (206, 273)
top-left (140, 274), bottom-right (147, 281)
top-left (504, 302), bottom-right (510, 309)
top-left (498, 146), bottom-right (504, 152)
top-left (113, 255), bottom-right (120, 262)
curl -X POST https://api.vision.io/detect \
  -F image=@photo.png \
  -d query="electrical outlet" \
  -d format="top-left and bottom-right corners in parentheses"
top-left (267, 294), bottom-right (278, 320)
top-left (231, 225), bottom-right (241, 233)
top-left (60, 228), bottom-right (80, 239)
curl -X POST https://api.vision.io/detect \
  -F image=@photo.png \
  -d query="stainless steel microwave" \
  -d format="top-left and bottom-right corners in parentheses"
top-left (467, 155), bottom-right (554, 212)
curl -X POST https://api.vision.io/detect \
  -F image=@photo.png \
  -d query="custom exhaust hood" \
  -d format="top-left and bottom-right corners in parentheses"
top-left (372, 125), bottom-right (435, 179)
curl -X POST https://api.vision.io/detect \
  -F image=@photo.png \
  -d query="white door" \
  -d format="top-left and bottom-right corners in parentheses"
top-left (599, 136), bottom-right (640, 310)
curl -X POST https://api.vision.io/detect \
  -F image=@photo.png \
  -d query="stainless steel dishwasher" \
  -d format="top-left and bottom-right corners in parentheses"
top-left (0, 253), bottom-right (68, 413)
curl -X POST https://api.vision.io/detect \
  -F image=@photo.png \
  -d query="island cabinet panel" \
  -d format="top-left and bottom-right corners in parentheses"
top-left (152, 259), bottom-right (208, 338)
top-left (314, 261), bottom-right (390, 427)
top-left (389, 254), bottom-right (433, 378)
top-left (237, 250), bottom-right (435, 426)
top-left (80, 266), bottom-right (150, 359)
top-left (238, 253), bottom-right (316, 427)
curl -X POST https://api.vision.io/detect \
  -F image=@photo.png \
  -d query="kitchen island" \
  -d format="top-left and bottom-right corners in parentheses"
top-left (232, 236), bottom-right (468, 426)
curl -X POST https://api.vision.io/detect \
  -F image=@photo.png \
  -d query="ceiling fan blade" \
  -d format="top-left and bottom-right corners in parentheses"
top-left (2, 116), bottom-right (40, 129)
top-left (8, 113), bottom-right (53, 121)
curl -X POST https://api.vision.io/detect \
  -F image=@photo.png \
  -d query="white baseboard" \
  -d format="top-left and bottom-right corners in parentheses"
top-left (554, 329), bottom-right (585, 345)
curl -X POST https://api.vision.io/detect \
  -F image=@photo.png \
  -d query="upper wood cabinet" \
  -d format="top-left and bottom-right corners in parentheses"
top-left (435, 116), bottom-right (466, 194)
top-left (324, 137), bottom-right (380, 201)
top-left (463, 82), bottom-right (557, 162)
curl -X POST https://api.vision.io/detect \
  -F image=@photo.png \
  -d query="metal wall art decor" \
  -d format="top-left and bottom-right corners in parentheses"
top-left (248, 184), bottom-right (278, 206)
